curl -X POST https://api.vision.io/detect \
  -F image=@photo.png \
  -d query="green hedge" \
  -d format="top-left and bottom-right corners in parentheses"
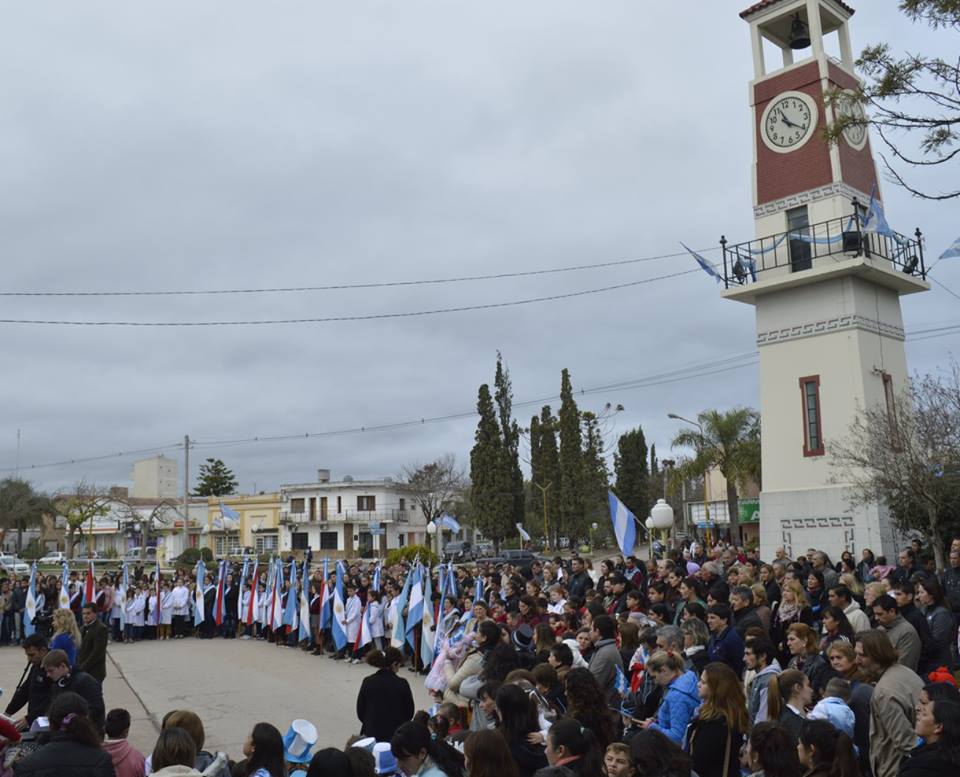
top-left (384, 544), bottom-right (437, 567)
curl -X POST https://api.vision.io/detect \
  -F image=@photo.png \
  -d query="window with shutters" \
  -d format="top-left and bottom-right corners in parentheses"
top-left (799, 375), bottom-right (824, 456)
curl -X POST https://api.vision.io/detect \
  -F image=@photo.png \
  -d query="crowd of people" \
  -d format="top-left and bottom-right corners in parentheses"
top-left (1, 537), bottom-right (959, 777)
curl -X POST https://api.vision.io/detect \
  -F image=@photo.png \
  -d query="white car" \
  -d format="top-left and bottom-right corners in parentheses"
top-left (39, 551), bottom-right (67, 565)
top-left (0, 555), bottom-right (30, 575)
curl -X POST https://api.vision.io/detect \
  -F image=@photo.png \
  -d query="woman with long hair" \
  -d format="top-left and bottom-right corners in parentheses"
top-left (563, 667), bottom-right (615, 747)
top-left (675, 578), bottom-right (707, 624)
top-left (463, 730), bottom-right (518, 777)
top-left (825, 642), bottom-right (873, 774)
top-left (494, 685), bottom-right (547, 777)
top-left (857, 549), bottom-right (876, 584)
top-left (747, 721), bottom-right (802, 777)
top-left (915, 577), bottom-right (956, 673)
top-left (687, 663), bottom-right (750, 777)
top-left (242, 722), bottom-right (286, 777)
top-left (771, 582), bottom-right (814, 666)
top-left (533, 623), bottom-right (557, 665)
top-left (545, 719), bottom-right (604, 777)
top-left (357, 646), bottom-right (415, 742)
top-left (901, 699), bottom-right (960, 776)
top-left (818, 607), bottom-right (855, 655)
top-left (150, 727), bottom-right (202, 777)
top-left (767, 668), bottom-right (812, 743)
top-left (796, 719), bottom-right (860, 777)
top-left (14, 691), bottom-right (114, 777)
top-left (629, 729), bottom-right (692, 777)
top-left (391, 720), bottom-right (465, 777)
top-left (806, 572), bottom-right (827, 625)
top-left (785, 624), bottom-right (830, 700)
top-left (50, 608), bottom-right (81, 665)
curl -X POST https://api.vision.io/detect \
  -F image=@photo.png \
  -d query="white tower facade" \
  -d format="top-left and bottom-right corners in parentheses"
top-left (130, 454), bottom-right (179, 499)
top-left (724, 0), bottom-right (929, 561)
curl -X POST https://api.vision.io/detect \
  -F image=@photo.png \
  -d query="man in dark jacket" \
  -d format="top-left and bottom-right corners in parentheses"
top-left (42, 649), bottom-right (105, 733)
top-left (730, 586), bottom-right (764, 638)
top-left (77, 604), bottom-right (108, 683)
top-left (588, 615), bottom-right (624, 706)
top-left (566, 558), bottom-right (594, 600)
top-left (892, 581), bottom-right (934, 668)
top-left (5, 633), bottom-right (52, 730)
top-left (706, 603), bottom-right (744, 675)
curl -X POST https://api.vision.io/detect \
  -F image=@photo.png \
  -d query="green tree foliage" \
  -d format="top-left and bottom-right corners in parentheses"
top-left (0, 479), bottom-right (52, 553)
top-left (581, 411), bottom-right (610, 535)
top-left (494, 353), bottom-right (526, 531)
top-left (650, 444), bottom-right (660, 501)
top-left (671, 408), bottom-right (761, 546)
top-left (470, 384), bottom-right (515, 548)
top-left (194, 458), bottom-right (239, 497)
top-left (530, 405), bottom-right (560, 544)
top-left (54, 482), bottom-right (112, 559)
top-left (558, 369), bottom-right (585, 541)
top-left (831, 367), bottom-right (960, 571)
top-left (614, 427), bottom-right (649, 524)
top-left (824, 0), bottom-right (960, 199)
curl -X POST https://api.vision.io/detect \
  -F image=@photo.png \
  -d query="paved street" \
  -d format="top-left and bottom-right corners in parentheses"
top-left (0, 640), bottom-right (435, 758)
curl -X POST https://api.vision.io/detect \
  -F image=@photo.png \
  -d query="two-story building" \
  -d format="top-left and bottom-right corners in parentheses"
top-left (204, 493), bottom-right (281, 557)
top-left (278, 469), bottom-right (427, 558)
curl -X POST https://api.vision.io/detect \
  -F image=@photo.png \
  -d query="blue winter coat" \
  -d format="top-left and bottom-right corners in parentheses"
top-left (649, 670), bottom-right (701, 743)
top-left (707, 626), bottom-right (744, 675)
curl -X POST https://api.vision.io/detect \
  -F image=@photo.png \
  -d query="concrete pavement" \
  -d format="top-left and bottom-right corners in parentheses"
top-left (0, 639), bottom-right (435, 759)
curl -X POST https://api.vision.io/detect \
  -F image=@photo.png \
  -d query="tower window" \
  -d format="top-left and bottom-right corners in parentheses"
top-left (787, 206), bottom-right (812, 273)
top-left (799, 375), bottom-right (824, 456)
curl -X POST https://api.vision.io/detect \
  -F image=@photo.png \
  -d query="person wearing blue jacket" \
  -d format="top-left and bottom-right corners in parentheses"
top-left (706, 604), bottom-right (744, 675)
top-left (640, 650), bottom-right (701, 743)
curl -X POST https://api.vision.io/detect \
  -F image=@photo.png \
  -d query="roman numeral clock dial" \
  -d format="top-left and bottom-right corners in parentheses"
top-left (760, 91), bottom-right (818, 153)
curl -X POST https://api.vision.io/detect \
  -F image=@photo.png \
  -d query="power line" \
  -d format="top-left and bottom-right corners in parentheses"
top-left (0, 351), bottom-right (758, 475)
top-left (0, 247), bottom-right (716, 298)
top-left (0, 268), bottom-right (702, 326)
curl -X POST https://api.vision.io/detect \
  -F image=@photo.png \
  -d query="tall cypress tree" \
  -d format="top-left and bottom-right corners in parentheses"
top-left (470, 384), bottom-right (513, 549)
top-left (558, 369), bottom-right (584, 542)
top-left (494, 353), bottom-right (525, 533)
top-left (614, 427), bottom-right (649, 521)
top-left (581, 412), bottom-right (610, 535)
top-left (531, 405), bottom-right (560, 544)
top-left (650, 443), bottom-right (661, 501)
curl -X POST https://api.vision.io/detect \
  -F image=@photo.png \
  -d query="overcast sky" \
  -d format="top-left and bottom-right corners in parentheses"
top-left (1, 2), bottom-right (957, 497)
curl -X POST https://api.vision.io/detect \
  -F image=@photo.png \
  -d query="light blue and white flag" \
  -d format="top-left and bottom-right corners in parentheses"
top-left (219, 501), bottom-right (240, 521)
top-left (862, 184), bottom-right (896, 238)
top-left (608, 491), bottom-right (637, 558)
top-left (237, 558), bottom-right (250, 620)
top-left (24, 563), bottom-right (38, 638)
top-left (439, 513), bottom-right (461, 533)
top-left (118, 562), bottom-right (129, 630)
top-left (940, 235), bottom-right (960, 261)
top-left (58, 561), bottom-right (70, 609)
top-left (270, 558), bottom-right (284, 630)
top-left (681, 242), bottom-right (722, 284)
top-left (319, 559), bottom-right (332, 630)
top-left (434, 568), bottom-right (449, 653)
top-left (193, 560), bottom-right (205, 627)
top-left (391, 565), bottom-right (413, 648)
top-left (615, 664), bottom-right (630, 697)
top-left (474, 576), bottom-right (484, 606)
top-left (420, 566), bottom-right (435, 669)
top-left (332, 561), bottom-right (348, 650)
top-left (371, 561), bottom-right (381, 594)
top-left (516, 523), bottom-right (531, 542)
top-left (405, 566), bottom-right (425, 651)
top-left (282, 558), bottom-right (299, 631)
top-left (298, 559), bottom-right (311, 643)
top-left (446, 564), bottom-right (458, 599)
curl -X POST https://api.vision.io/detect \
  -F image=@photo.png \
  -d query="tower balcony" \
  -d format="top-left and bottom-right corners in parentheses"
top-left (720, 210), bottom-right (929, 304)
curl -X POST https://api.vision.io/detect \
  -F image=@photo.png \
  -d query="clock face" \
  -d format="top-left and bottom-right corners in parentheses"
top-left (760, 91), bottom-right (818, 153)
top-left (838, 91), bottom-right (868, 150)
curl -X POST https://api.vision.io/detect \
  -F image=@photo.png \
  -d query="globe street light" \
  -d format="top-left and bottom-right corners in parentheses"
top-left (426, 520), bottom-right (439, 559)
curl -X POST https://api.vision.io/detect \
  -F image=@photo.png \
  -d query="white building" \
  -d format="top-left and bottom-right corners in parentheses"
top-left (723, 0), bottom-right (929, 561)
top-left (278, 469), bottom-right (427, 557)
top-left (130, 455), bottom-right (179, 499)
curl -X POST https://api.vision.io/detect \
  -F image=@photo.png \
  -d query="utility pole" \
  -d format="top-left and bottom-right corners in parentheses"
top-left (182, 435), bottom-right (190, 558)
top-left (534, 482), bottom-right (552, 551)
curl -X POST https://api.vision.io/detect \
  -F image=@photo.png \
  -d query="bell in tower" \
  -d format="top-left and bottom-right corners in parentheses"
top-left (722, 0), bottom-right (930, 562)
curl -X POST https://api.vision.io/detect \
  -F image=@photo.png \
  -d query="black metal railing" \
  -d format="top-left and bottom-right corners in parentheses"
top-left (720, 205), bottom-right (925, 289)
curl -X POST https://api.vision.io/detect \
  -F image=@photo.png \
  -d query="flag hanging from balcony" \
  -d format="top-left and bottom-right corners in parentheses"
top-left (681, 242), bottom-right (722, 284)
top-left (608, 491), bottom-right (638, 558)
top-left (862, 184), bottom-right (897, 239)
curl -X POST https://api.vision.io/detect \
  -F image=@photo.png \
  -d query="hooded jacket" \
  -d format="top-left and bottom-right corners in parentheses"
top-left (102, 738), bottom-right (146, 777)
top-left (649, 669), bottom-right (701, 743)
top-left (747, 660), bottom-right (782, 725)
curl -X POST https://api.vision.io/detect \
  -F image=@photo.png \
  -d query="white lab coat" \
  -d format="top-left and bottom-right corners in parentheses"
top-left (344, 594), bottom-right (361, 643)
top-left (146, 595), bottom-right (159, 627)
top-left (171, 585), bottom-right (190, 616)
top-left (368, 601), bottom-right (384, 638)
top-left (128, 593), bottom-right (145, 627)
top-left (160, 592), bottom-right (174, 625)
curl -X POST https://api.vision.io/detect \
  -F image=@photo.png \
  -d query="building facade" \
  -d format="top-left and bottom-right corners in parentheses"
top-left (203, 493), bottom-right (281, 557)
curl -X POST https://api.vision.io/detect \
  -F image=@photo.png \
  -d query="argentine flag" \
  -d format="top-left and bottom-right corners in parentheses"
top-left (298, 560), bottom-right (311, 642)
top-left (58, 561), bottom-right (70, 609)
top-left (118, 562), bottom-right (129, 630)
top-left (271, 558), bottom-right (284, 630)
top-left (356, 602), bottom-right (373, 651)
top-left (236, 559), bottom-right (249, 619)
top-left (940, 235), bottom-right (960, 261)
top-left (331, 561), bottom-right (348, 651)
top-left (615, 664), bottom-right (630, 697)
top-left (391, 565), bottom-right (413, 648)
top-left (245, 560), bottom-right (259, 626)
top-left (24, 563), bottom-right (38, 638)
top-left (319, 559), bottom-right (332, 630)
top-left (439, 513), bottom-right (461, 533)
top-left (282, 558), bottom-right (299, 631)
top-left (420, 567), bottom-right (436, 669)
top-left (371, 561), bottom-right (381, 594)
top-left (608, 491), bottom-right (638, 557)
top-left (193, 560), bottom-right (205, 626)
top-left (405, 566), bottom-right (424, 651)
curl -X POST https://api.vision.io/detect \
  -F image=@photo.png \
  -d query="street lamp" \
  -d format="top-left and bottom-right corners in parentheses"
top-left (426, 520), bottom-right (439, 560)
top-left (668, 413), bottom-right (713, 548)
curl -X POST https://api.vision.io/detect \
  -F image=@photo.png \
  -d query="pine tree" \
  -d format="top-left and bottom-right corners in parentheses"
top-left (614, 427), bottom-right (649, 521)
top-left (581, 412), bottom-right (610, 537)
top-left (194, 458), bottom-right (238, 496)
top-left (494, 353), bottom-right (525, 532)
top-left (470, 384), bottom-right (514, 549)
top-left (557, 369), bottom-right (584, 542)
top-left (530, 405), bottom-right (560, 545)
top-left (650, 444), bottom-right (661, 500)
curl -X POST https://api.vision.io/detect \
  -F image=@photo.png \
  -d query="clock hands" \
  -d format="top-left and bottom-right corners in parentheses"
top-left (778, 108), bottom-right (799, 129)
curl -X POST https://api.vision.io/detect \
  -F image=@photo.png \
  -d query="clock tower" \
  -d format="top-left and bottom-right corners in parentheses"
top-left (722, 0), bottom-right (929, 561)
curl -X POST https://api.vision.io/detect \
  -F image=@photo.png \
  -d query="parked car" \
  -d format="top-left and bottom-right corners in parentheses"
top-left (75, 550), bottom-right (101, 561)
top-left (227, 547), bottom-right (256, 561)
top-left (443, 541), bottom-right (473, 561)
top-left (0, 555), bottom-right (30, 575)
top-left (39, 551), bottom-right (67, 565)
top-left (475, 549), bottom-right (544, 569)
top-left (474, 540), bottom-right (494, 557)
top-left (122, 546), bottom-right (158, 564)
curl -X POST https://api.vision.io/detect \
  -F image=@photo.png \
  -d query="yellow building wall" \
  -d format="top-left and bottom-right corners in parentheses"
top-left (206, 494), bottom-right (281, 549)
